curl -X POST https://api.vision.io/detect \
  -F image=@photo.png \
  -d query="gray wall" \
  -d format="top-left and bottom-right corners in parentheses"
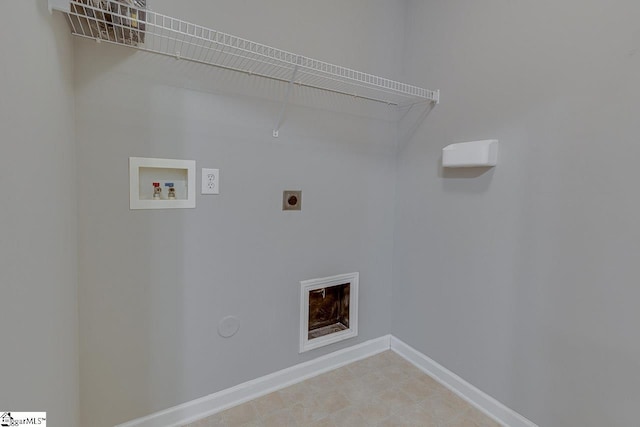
top-left (393, 1), bottom-right (640, 426)
top-left (7, 2), bottom-right (633, 426)
top-left (0, 2), bottom-right (79, 426)
top-left (74, 1), bottom-right (405, 425)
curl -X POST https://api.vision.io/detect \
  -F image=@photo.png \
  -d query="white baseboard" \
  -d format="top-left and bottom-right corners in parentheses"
top-left (115, 335), bottom-right (391, 427)
top-left (389, 336), bottom-right (537, 427)
top-left (116, 334), bottom-right (536, 427)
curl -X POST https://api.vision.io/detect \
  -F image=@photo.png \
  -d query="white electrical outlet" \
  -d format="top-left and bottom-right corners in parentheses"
top-left (201, 168), bottom-right (219, 194)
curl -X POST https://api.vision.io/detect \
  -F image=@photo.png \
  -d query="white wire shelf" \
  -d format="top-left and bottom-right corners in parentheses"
top-left (51, 0), bottom-right (439, 108)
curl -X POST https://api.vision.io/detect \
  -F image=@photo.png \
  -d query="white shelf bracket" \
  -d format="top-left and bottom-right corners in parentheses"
top-left (48, 0), bottom-right (70, 14)
top-left (273, 64), bottom-right (300, 138)
top-left (398, 103), bottom-right (416, 123)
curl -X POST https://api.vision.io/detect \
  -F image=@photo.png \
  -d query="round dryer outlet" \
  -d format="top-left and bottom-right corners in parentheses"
top-left (282, 190), bottom-right (302, 211)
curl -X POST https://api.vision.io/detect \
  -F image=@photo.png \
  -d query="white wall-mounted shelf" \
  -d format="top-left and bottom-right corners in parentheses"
top-left (50, 0), bottom-right (439, 136)
top-left (129, 157), bottom-right (196, 209)
top-left (442, 140), bottom-right (499, 168)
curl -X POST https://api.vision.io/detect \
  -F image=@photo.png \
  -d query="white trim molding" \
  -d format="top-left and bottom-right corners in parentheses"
top-left (116, 334), bottom-right (536, 427)
top-left (390, 336), bottom-right (537, 427)
top-left (115, 336), bottom-right (390, 427)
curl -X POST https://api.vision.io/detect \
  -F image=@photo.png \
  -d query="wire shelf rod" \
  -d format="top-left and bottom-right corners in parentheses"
top-left (60, 0), bottom-right (439, 105)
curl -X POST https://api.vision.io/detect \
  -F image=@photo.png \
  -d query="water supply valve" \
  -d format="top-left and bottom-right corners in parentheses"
top-left (152, 182), bottom-right (161, 199)
top-left (165, 182), bottom-right (176, 199)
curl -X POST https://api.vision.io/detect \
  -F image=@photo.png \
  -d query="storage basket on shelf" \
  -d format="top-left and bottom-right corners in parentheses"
top-left (69, 0), bottom-right (146, 45)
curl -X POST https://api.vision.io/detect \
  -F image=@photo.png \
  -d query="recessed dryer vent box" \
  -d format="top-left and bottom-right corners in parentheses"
top-left (442, 139), bottom-right (498, 168)
top-left (129, 157), bottom-right (196, 209)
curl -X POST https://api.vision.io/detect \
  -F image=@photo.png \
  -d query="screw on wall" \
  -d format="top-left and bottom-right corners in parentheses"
top-left (282, 190), bottom-right (302, 211)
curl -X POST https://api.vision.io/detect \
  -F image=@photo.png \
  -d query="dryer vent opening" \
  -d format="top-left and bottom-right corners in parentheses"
top-left (300, 272), bottom-right (358, 353)
top-left (308, 282), bottom-right (350, 340)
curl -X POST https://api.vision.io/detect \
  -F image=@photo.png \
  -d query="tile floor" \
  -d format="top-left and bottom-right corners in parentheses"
top-left (183, 350), bottom-right (502, 427)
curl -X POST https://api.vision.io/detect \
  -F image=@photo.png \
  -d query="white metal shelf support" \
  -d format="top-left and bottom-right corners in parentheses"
top-left (48, 0), bottom-right (70, 13)
top-left (50, 0), bottom-right (440, 134)
top-left (273, 64), bottom-right (299, 138)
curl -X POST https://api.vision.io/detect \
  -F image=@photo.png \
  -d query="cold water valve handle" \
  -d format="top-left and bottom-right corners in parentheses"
top-left (165, 182), bottom-right (176, 199)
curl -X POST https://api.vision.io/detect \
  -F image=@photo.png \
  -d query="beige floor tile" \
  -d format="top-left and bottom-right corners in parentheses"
top-left (424, 394), bottom-right (480, 425)
top-left (386, 352), bottom-right (421, 372)
top-left (439, 390), bottom-right (476, 413)
top-left (398, 402), bottom-right (441, 426)
top-left (359, 352), bottom-right (394, 370)
top-left (218, 403), bottom-right (259, 425)
top-left (251, 392), bottom-right (286, 416)
top-left (401, 376), bottom-right (441, 402)
top-left (381, 369), bottom-right (412, 384)
top-left (304, 373), bottom-right (341, 393)
top-left (378, 388), bottom-right (417, 415)
top-left (318, 391), bottom-right (350, 413)
top-left (314, 367), bottom-right (356, 393)
top-left (260, 408), bottom-right (297, 427)
top-left (354, 399), bottom-right (394, 424)
top-left (288, 399), bottom-right (333, 425)
top-left (195, 419), bottom-right (216, 427)
top-left (417, 370), bottom-right (450, 391)
top-left (341, 381), bottom-right (379, 403)
top-left (355, 370), bottom-right (386, 386)
top-left (345, 358), bottom-right (372, 377)
top-left (352, 371), bottom-right (390, 397)
top-left (278, 382), bottom-right (314, 406)
top-left (375, 416), bottom-right (403, 427)
top-left (184, 350), bottom-right (500, 427)
top-left (330, 406), bottom-right (369, 427)
top-left (308, 417), bottom-right (337, 427)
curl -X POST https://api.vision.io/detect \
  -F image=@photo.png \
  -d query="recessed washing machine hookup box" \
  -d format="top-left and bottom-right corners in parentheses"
top-left (129, 157), bottom-right (196, 209)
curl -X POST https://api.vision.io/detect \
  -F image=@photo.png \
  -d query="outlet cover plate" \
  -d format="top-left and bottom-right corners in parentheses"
top-left (201, 168), bottom-right (220, 194)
